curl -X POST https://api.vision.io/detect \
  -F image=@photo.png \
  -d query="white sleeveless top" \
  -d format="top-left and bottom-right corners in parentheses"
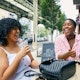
top-left (0, 47), bottom-right (35, 80)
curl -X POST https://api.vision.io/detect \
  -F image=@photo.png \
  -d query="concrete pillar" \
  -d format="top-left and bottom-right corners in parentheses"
top-left (32, 0), bottom-right (39, 57)
top-left (33, 0), bottom-right (38, 42)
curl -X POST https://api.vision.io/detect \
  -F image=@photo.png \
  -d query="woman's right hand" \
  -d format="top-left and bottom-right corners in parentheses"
top-left (18, 45), bottom-right (30, 58)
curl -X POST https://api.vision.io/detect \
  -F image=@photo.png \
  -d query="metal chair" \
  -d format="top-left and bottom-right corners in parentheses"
top-left (41, 42), bottom-right (55, 62)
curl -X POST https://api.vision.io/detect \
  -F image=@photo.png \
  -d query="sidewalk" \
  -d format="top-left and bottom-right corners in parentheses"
top-left (31, 43), bottom-right (42, 63)
top-left (31, 48), bottom-right (42, 72)
top-left (31, 50), bottom-right (41, 63)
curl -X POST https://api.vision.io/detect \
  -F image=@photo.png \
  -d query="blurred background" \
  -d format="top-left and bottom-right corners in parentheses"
top-left (0, 0), bottom-right (80, 56)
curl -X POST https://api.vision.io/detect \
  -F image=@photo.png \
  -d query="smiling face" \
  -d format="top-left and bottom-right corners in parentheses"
top-left (7, 27), bottom-right (20, 43)
top-left (62, 19), bottom-right (76, 37)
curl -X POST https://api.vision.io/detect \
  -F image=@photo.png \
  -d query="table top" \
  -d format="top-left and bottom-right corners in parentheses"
top-left (68, 63), bottom-right (80, 80)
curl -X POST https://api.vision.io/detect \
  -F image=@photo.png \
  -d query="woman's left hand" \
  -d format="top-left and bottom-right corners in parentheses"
top-left (69, 50), bottom-right (76, 58)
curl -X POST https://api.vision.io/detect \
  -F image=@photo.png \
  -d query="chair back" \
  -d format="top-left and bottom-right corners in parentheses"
top-left (41, 42), bottom-right (55, 62)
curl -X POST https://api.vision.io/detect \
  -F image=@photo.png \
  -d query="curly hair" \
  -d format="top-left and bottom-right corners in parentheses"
top-left (0, 18), bottom-right (22, 46)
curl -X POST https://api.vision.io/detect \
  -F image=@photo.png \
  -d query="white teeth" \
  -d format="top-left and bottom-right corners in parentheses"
top-left (16, 34), bottom-right (19, 36)
top-left (15, 34), bottom-right (19, 37)
top-left (64, 29), bottom-right (69, 33)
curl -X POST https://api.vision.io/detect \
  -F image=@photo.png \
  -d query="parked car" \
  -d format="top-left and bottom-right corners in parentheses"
top-left (28, 38), bottom-right (33, 44)
top-left (37, 37), bottom-right (48, 42)
top-left (24, 37), bottom-right (33, 44)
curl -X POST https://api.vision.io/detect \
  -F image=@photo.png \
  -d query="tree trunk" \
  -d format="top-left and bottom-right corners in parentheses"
top-left (51, 28), bottom-right (53, 42)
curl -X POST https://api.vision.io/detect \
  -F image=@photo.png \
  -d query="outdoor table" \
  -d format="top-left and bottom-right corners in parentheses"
top-left (68, 63), bottom-right (80, 80)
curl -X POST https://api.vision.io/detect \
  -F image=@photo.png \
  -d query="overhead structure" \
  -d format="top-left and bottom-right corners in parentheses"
top-left (73, 0), bottom-right (80, 9)
top-left (14, 0), bottom-right (33, 11)
top-left (0, 0), bottom-right (33, 19)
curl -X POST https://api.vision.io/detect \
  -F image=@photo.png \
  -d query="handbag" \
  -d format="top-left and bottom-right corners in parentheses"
top-left (24, 70), bottom-right (46, 80)
top-left (39, 58), bottom-right (76, 80)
